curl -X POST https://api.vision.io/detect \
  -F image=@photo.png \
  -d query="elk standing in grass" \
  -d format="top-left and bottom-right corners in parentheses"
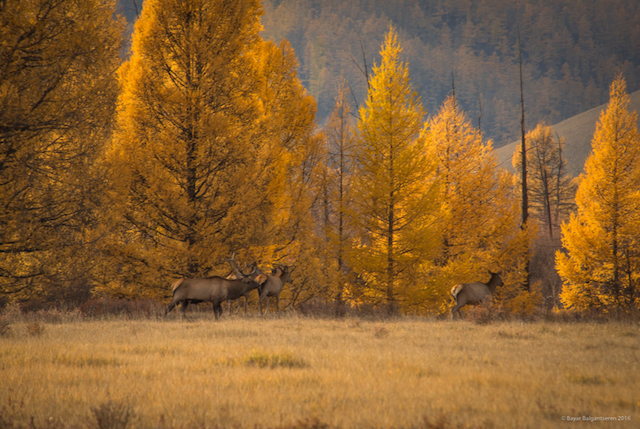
top-left (259, 265), bottom-right (293, 314)
top-left (225, 260), bottom-right (264, 314)
top-left (450, 271), bottom-right (503, 319)
top-left (166, 256), bottom-right (266, 319)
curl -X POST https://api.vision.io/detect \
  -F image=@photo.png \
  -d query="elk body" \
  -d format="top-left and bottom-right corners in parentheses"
top-left (166, 256), bottom-right (266, 319)
top-left (450, 271), bottom-right (503, 318)
top-left (166, 276), bottom-right (263, 319)
top-left (259, 265), bottom-right (292, 314)
top-left (226, 262), bottom-right (266, 314)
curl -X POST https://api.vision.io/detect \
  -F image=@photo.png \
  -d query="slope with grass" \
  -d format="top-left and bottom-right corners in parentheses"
top-left (1, 316), bottom-right (638, 428)
top-left (495, 90), bottom-right (640, 177)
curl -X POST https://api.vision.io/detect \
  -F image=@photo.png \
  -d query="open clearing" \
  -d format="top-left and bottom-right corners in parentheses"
top-left (1, 315), bottom-right (638, 428)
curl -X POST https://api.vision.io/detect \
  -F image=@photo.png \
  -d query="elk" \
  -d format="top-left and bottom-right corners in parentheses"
top-left (225, 260), bottom-right (264, 314)
top-left (259, 265), bottom-right (293, 314)
top-left (166, 255), bottom-right (266, 319)
top-left (450, 271), bottom-right (504, 319)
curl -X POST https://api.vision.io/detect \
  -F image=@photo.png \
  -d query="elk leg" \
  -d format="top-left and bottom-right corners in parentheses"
top-left (180, 300), bottom-right (188, 317)
top-left (214, 302), bottom-right (223, 320)
top-left (451, 303), bottom-right (463, 319)
top-left (275, 295), bottom-right (279, 313)
top-left (166, 301), bottom-right (176, 315)
top-left (243, 296), bottom-right (247, 314)
top-left (259, 293), bottom-right (267, 315)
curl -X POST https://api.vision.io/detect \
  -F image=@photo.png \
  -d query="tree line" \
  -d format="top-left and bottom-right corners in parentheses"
top-left (261, 0), bottom-right (640, 147)
top-left (1, 0), bottom-right (638, 315)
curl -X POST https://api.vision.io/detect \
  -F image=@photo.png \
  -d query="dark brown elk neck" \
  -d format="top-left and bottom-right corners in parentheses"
top-left (485, 272), bottom-right (503, 292)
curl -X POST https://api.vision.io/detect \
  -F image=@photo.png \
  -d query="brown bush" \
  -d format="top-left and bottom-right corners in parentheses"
top-left (463, 300), bottom-right (505, 325)
top-left (91, 401), bottom-right (134, 429)
top-left (26, 322), bottom-right (45, 337)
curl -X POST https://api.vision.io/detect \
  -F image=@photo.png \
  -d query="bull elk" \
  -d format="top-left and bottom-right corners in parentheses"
top-left (450, 271), bottom-right (504, 319)
top-left (259, 265), bottom-right (293, 314)
top-left (225, 259), bottom-right (264, 314)
top-left (166, 255), bottom-right (266, 319)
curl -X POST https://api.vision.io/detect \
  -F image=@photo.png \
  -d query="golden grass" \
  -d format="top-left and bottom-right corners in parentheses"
top-left (1, 315), bottom-right (639, 428)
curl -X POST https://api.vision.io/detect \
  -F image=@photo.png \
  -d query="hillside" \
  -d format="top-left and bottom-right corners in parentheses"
top-left (116, 0), bottom-right (640, 148)
top-left (494, 89), bottom-right (640, 177)
top-left (261, 0), bottom-right (640, 146)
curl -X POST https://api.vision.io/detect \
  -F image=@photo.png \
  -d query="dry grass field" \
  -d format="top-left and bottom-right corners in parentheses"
top-left (1, 312), bottom-right (638, 428)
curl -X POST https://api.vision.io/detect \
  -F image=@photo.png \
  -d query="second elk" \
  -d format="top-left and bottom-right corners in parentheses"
top-left (450, 271), bottom-right (503, 319)
top-left (259, 265), bottom-right (293, 314)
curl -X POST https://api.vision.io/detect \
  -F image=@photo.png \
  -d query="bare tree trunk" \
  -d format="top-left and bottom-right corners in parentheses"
top-left (518, 30), bottom-right (530, 292)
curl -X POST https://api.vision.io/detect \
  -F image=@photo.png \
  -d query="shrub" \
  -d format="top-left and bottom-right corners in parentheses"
top-left (412, 414), bottom-right (482, 429)
top-left (0, 316), bottom-right (10, 337)
top-left (91, 401), bottom-right (134, 429)
top-left (243, 350), bottom-right (307, 369)
top-left (1, 303), bottom-right (22, 323)
top-left (26, 322), bottom-right (45, 337)
top-left (274, 417), bottom-right (331, 429)
top-left (463, 300), bottom-right (505, 325)
top-left (296, 299), bottom-right (348, 318)
top-left (374, 326), bottom-right (389, 338)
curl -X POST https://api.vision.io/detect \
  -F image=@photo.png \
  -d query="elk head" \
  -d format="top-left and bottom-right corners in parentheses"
top-left (224, 253), bottom-right (263, 283)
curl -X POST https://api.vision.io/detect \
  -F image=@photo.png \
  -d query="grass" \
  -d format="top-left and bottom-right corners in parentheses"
top-left (0, 314), bottom-right (639, 428)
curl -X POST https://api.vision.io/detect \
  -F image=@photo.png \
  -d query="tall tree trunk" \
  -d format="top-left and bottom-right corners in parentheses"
top-left (518, 30), bottom-right (530, 292)
top-left (387, 139), bottom-right (395, 306)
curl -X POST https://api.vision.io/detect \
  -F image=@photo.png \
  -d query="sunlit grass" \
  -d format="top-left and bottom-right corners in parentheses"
top-left (1, 315), bottom-right (638, 428)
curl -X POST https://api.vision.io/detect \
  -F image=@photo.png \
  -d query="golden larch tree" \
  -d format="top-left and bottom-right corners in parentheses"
top-left (321, 77), bottom-right (357, 304)
top-left (105, 0), bottom-right (319, 298)
top-left (0, 0), bottom-right (123, 304)
top-left (250, 39), bottom-right (325, 310)
top-left (557, 76), bottom-right (640, 311)
top-left (350, 26), bottom-right (440, 310)
top-left (422, 95), bottom-right (521, 312)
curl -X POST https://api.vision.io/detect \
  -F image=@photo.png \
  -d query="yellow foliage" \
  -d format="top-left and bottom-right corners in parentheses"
top-left (0, 0), bottom-right (123, 303)
top-left (103, 0), bottom-right (320, 297)
top-left (418, 94), bottom-right (522, 314)
top-left (494, 281), bottom-right (543, 317)
top-left (320, 77), bottom-right (357, 303)
top-left (350, 26), bottom-right (440, 309)
top-left (557, 76), bottom-right (640, 311)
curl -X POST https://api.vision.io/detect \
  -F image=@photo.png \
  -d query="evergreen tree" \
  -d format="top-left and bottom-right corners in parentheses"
top-left (350, 26), bottom-right (440, 310)
top-left (557, 76), bottom-right (640, 311)
top-left (0, 0), bottom-right (123, 304)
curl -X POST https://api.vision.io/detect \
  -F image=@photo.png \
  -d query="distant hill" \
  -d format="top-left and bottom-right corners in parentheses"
top-left (117, 0), bottom-right (640, 147)
top-left (494, 90), bottom-right (640, 177)
top-left (261, 0), bottom-right (640, 146)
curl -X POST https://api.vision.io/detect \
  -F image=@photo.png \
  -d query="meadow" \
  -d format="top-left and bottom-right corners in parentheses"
top-left (1, 310), bottom-right (638, 429)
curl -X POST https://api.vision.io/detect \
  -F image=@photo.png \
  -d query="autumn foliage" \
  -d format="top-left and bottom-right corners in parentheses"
top-left (2, 1), bottom-right (639, 316)
top-left (557, 76), bottom-right (640, 312)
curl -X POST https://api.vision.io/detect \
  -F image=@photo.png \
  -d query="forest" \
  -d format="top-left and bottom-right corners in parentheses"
top-left (260, 0), bottom-right (640, 146)
top-left (115, 0), bottom-right (640, 147)
top-left (1, 0), bottom-right (640, 317)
